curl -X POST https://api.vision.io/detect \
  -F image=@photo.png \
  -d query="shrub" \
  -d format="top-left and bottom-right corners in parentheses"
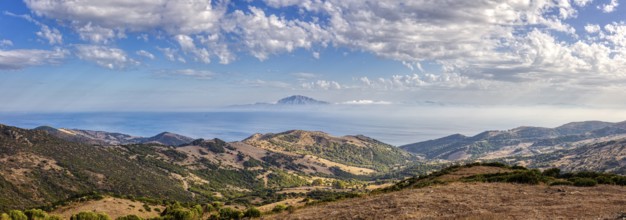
top-left (218, 208), bottom-right (243, 220)
top-left (1, 213), bottom-right (11, 220)
top-left (24, 209), bottom-right (48, 220)
top-left (542, 168), bottom-right (561, 178)
top-left (272, 204), bottom-right (287, 213)
top-left (8, 210), bottom-right (27, 220)
top-left (595, 175), bottom-right (614, 184)
top-left (243, 207), bottom-right (261, 218)
top-left (70, 212), bottom-right (111, 220)
top-left (572, 178), bottom-right (597, 187)
top-left (612, 175), bottom-right (626, 186)
top-left (115, 215), bottom-right (142, 220)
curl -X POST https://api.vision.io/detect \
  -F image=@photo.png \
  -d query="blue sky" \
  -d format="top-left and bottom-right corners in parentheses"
top-left (1, 0), bottom-right (626, 111)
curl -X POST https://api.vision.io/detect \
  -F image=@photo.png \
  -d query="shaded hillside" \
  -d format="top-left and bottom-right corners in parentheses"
top-left (400, 120), bottom-right (626, 160)
top-left (276, 95), bottom-right (328, 105)
top-left (243, 130), bottom-right (415, 172)
top-left (0, 124), bottom-right (193, 212)
top-left (33, 126), bottom-right (193, 146)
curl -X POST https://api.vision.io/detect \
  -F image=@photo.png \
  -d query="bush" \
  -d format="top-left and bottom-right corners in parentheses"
top-left (116, 215), bottom-right (142, 220)
top-left (8, 210), bottom-right (27, 220)
top-left (70, 212), bottom-right (111, 220)
top-left (542, 168), bottom-right (560, 178)
top-left (243, 207), bottom-right (261, 218)
top-left (272, 204), bottom-right (287, 213)
top-left (612, 175), bottom-right (626, 186)
top-left (217, 208), bottom-right (243, 220)
top-left (1, 213), bottom-right (10, 220)
top-left (24, 209), bottom-right (48, 220)
top-left (572, 178), bottom-right (597, 187)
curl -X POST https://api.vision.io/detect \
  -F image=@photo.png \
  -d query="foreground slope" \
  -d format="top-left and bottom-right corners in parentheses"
top-left (267, 165), bottom-right (626, 220)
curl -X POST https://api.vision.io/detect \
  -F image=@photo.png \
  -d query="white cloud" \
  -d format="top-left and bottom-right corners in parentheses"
top-left (4, 12), bottom-right (62, 45)
top-left (136, 50), bottom-right (155, 59)
top-left (0, 48), bottom-right (67, 69)
top-left (223, 6), bottom-right (330, 60)
top-left (598, 0), bottom-right (619, 12)
top-left (585, 24), bottom-right (601, 33)
top-left (359, 73), bottom-right (475, 90)
top-left (156, 69), bottom-right (214, 79)
top-left (75, 45), bottom-right (138, 69)
top-left (574, 0), bottom-right (594, 6)
top-left (342, 100), bottom-right (392, 105)
top-left (242, 79), bottom-right (292, 88)
top-left (175, 34), bottom-right (211, 63)
top-left (0, 39), bottom-right (13, 47)
top-left (301, 80), bottom-right (342, 90)
top-left (77, 23), bottom-right (120, 44)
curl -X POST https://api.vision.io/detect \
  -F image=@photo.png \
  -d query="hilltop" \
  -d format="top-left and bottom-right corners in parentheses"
top-left (33, 126), bottom-right (194, 146)
top-left (243, 130), bottom-right (415, 172)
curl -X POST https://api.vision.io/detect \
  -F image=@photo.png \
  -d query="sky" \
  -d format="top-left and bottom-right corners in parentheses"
top-left (1, 0), bottom-right (626, 111)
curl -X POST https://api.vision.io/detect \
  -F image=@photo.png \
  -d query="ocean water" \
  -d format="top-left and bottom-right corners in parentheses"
top-left (1, 105), bottom-right (626, 146)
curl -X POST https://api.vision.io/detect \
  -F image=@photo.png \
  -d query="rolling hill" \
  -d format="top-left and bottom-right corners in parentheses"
top-left (1, 123), bottom-right (416, 213)
top-left (33, 126), bottom-right (194, 146)
top-left (243, 130), bottom-right (416, 172)
top-left (400, 120), bottom-right (626, 161)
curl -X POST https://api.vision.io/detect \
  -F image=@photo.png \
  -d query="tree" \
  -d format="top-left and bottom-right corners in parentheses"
top-left (115, 215), bottom-right (142, 220)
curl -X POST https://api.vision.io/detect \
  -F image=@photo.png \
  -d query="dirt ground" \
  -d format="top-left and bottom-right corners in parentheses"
top-left (265, 182), bottom-right (626, 220)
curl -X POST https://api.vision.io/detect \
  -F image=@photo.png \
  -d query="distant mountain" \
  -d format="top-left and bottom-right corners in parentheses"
top-left (33, 126), bottom-right (193, 146)
top-left (243, 130), bottom-right (415, 172)
top-left (400, 120), bottom-right (626, 161)
top-left (276, 95), bottom-right (329, 105)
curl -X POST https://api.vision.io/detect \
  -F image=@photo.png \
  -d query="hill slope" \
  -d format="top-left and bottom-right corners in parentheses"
top-left (400, 120), bottom-right (626, 161)
top-left (243, 130), bottom-right (415, 172)
top-left (0, 124), bottom-right (193, 211)
top-left (33, 126), bottom-right (194, 146)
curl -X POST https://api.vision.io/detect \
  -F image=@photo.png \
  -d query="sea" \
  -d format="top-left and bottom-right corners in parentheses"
top-left (1, 105), bottom-right (625, 146)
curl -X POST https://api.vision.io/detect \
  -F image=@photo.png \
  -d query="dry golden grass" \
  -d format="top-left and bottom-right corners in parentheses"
top-left (265, 182), bottom-right (626, 220)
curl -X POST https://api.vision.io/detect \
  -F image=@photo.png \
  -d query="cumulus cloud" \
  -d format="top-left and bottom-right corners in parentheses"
top-left (301, 80), bottom-right (342, 90)
top-left (13, 0), bottom-right (626, 90)
top-left (75, 45), bottom-right (138, 69)
top-left (223, 6), bottom-right (329, 60)
top-left (0, 48), bottom-right (67, 69)
top-left (136, 50), bottom-right (155, 59)
top-left (599, 0), bottom-right (619, 12)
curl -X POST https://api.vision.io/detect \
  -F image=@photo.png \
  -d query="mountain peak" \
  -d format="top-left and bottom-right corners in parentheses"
top-left (276, 95), bottom-right (329, 105)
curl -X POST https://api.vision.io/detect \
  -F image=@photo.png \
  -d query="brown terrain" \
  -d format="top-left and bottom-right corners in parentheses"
top-left (265, 166), bottom-right (626, 220)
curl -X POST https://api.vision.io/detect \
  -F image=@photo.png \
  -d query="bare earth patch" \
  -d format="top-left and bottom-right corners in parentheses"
top-left (265, 182), bottom-right (626, 220)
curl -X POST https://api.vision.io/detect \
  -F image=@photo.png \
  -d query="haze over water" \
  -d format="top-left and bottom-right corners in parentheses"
top-left (2, 105), bottom-right (626, 146)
